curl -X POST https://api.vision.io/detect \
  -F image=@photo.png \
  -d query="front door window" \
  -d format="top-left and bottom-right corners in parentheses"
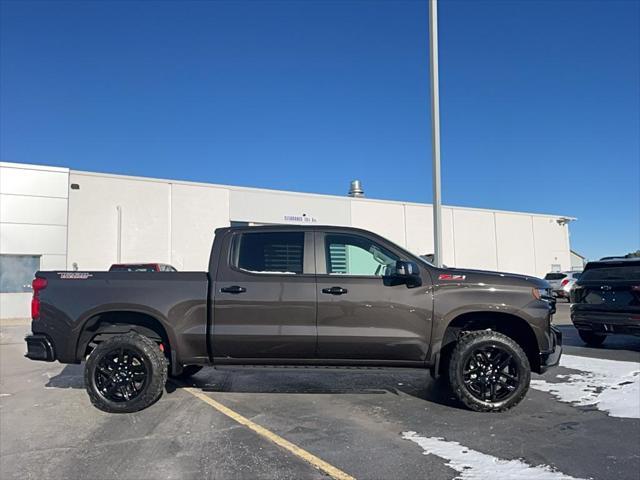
top-left (325, 234), bottom-right (399, 277)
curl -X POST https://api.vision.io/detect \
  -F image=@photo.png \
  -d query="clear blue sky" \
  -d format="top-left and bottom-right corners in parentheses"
top-left (1, 0), bottom-right (638, 261)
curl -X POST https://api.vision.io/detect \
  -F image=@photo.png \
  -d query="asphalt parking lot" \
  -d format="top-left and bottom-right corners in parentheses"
top-left (1, 304), bottom-right (639, 480)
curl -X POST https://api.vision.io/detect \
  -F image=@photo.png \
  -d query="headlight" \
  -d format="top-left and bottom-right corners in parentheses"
top-left (532, 288), bottom-right (553, 301)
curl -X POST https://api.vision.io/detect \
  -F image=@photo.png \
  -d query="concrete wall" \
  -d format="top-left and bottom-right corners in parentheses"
top-left (532, 216), bottom-right (571, 276)
top-left (171, 184), bottom-right (230, 270)
top-left (63, 170), bottom-right (577, 278)
top-left (571, 251), bottom-right (586, 271)
top-left (0, 162), bottom-right (69, 319)
top-left (67, 172), bottom-right (231, 272)
top-left (1, 162), bottom-right (575, 319)
top-left (67, 172), bottom-right (171, 270)
top-left (350, 199), bottom-right (406, 247)
top-left (230, 189), bottom-right (350, 226)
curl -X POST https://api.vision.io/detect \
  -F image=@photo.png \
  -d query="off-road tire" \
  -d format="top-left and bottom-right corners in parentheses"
top-left (85, 332), bottom-right (168, 413)
top-left (169, 364), bottom-right (203, 379)
top-left (449, 330), bottom-right (531, 412)
top-left (577, 329), bottom-right (606, 347)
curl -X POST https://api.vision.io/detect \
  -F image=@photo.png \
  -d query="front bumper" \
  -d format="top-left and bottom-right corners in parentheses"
top-left (539, 325), bottom-right (562, 373)
top-left (25, 334), bottom-right (56, 362)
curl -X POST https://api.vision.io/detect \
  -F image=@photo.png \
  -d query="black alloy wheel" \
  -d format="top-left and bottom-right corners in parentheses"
top-left (94, 347), bottom-right (148, 402)
top-left (449, 330), bottom-right (531, 412)
top-left (462, 344), bottom-right (520, 402)
top-left (85, 332), bottom-right (167, 413)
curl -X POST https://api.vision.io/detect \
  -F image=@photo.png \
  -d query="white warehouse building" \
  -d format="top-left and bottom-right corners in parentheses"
top-left (0, 161), bottom-right (574, 319)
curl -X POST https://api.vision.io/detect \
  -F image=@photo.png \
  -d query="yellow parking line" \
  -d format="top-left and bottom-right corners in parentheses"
top-left (182, 386), bottom-right (356, 480)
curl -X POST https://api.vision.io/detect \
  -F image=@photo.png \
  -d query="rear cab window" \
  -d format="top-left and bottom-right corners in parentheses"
top-left (231, 231), bottom-right (306, 275)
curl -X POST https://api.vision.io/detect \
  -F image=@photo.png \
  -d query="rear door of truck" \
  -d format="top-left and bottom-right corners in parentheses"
top-left (212, 228), bottom-right (317, 359)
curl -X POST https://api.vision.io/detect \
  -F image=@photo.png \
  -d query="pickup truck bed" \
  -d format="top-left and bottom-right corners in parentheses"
top-left (28, 271), bottom-right (209, 367)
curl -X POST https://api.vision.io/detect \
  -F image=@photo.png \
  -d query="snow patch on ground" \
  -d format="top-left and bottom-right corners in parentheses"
top-left (530, 354), bottom-right (640, 419)
top-left (401, 431), bottom-right (584, 480)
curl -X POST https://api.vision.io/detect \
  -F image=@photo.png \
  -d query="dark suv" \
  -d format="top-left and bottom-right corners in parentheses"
top-left (570, 258), bottom-right (640, 346)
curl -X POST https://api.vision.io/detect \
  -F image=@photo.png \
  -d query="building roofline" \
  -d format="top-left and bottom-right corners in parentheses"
top-left (1, 161), bottom-right (69, 173)
top-left (4, 161), bottom-right (576, 221)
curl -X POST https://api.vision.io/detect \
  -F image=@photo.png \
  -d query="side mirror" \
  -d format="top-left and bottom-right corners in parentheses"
top-left (394, 260), bottom-right (422, 287)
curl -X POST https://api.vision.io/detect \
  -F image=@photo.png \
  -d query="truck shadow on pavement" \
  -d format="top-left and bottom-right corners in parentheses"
top-left (44, 363), bottom-right (84, 389)
top-left (171, 367), bottom-right (464, 409)
top-left (47, 364), bottom-right (462, 409)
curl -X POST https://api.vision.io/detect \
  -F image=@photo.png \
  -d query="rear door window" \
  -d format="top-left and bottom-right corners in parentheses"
top-left (233, 232), bottom-right (305, 274)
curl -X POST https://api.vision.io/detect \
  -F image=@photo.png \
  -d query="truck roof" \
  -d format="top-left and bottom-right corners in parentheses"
top-left (584, 257), bottom-right (640, 269)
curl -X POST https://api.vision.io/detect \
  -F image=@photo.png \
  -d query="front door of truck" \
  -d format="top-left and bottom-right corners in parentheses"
top-left (315, 231), bottom-right (432, 361)
top-left (213, 229), bottom-right (317, 358)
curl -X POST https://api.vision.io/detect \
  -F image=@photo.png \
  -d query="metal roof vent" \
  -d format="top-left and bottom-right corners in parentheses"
top-left (348, 180), bottom-right (364, 197)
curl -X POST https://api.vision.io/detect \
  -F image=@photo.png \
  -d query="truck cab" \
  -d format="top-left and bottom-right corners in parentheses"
top-left (211, 226), bottom-right (432, 364)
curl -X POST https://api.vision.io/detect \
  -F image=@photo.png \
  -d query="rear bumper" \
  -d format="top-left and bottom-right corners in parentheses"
top-left (572, 310), bottom-right (640, 336)
top-left (539, 325), bottom-right (562, 373)
top-left (25, 334), bottom-right (56, 362)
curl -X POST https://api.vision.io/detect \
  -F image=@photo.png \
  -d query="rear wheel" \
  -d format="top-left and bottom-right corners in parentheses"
top-left (578, 329), bottom-right (606, 347)
top-left (449, 330), bottom-right (530, 412)
top-left (85, 332), bottom-right (167, 413)
top-left (169, 364), bottom-right (203, 379)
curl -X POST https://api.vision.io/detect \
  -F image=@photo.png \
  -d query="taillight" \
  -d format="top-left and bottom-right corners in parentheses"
top-left (31, 277), bottom-right (47, 320)
top-left (561, 279), bottom-right (569, 287)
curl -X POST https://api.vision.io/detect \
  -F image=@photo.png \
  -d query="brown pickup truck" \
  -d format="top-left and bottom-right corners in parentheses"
top-left (25, 225), bottom-right (561, 413)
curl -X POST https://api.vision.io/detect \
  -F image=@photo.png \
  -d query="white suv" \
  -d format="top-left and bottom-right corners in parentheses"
top-left (544, 271), bottom-right (582, 301)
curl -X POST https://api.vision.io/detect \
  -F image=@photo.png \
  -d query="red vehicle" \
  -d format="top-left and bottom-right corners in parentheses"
top-left (108, 263), bottom-right (177, 272)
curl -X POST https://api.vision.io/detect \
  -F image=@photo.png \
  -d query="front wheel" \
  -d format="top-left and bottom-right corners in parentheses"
top-left (578, 329), bottom-right (606, 347)
top-left (449, 330), bottom-right (531, 412)
top-left (84, 332), bottom-right (168, 413)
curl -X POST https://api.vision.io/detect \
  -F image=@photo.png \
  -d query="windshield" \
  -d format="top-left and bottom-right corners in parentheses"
top-left (544, 273), bottom-right (566, 280)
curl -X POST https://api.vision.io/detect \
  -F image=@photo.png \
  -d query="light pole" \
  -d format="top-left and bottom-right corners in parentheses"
top-left (429, 0), bottom-right (443, 267)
